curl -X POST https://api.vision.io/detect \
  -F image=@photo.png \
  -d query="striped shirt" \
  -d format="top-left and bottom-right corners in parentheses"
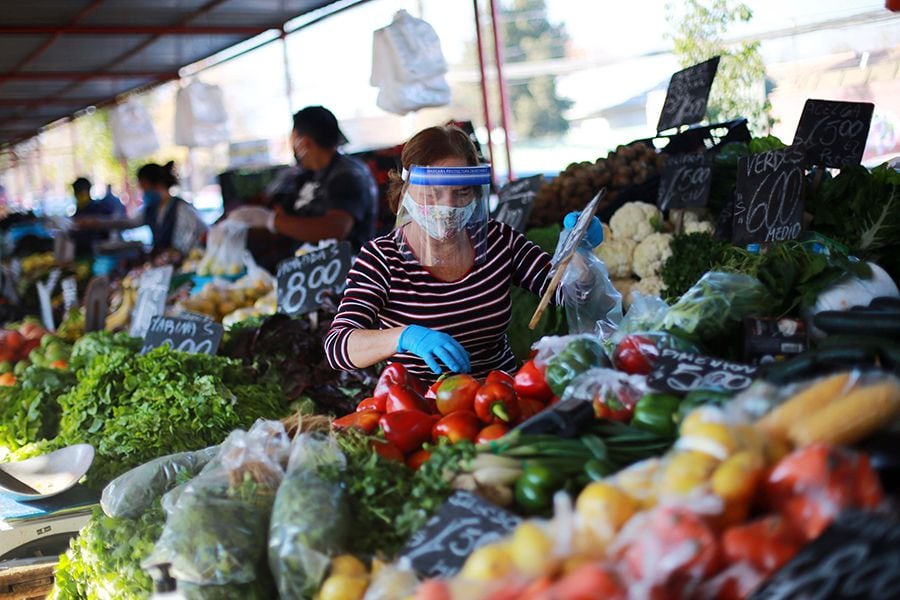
top-left (324, 220), bottom-right (553, 383)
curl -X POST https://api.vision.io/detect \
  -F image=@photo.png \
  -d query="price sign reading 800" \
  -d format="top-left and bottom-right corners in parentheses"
top-left (277, 242), bottom-right (353, 316)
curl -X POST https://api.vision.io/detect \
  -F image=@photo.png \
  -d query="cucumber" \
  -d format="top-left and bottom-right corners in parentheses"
top-left (813, 310), bottom-right (900, 337)
top-left (761, 346), bottom-right (879, 384)
top-left (870, 296), bottom-right (900, 311)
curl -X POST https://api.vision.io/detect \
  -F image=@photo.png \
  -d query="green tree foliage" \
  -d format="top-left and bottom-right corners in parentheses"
top-left (665, 0), bottom-right (774, 134)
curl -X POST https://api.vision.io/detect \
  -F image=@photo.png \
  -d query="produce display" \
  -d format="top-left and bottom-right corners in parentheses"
top-left (177, 273), bottom-right (274, 323)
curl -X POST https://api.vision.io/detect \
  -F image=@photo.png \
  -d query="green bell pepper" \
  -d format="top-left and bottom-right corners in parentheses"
top-left (544, 337), bottom-right (607, 397)
top-left (514, 464), bottom-right (561, 514)
top-left (631, 393), bottom-right (681, 437)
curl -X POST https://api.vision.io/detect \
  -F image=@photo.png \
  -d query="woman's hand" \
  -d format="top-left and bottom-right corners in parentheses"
top-left (398, 325), bottom-right (471, 374)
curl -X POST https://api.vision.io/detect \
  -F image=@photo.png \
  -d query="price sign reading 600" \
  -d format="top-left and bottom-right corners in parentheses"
top-left (276, 242), bottom-right (353, 316)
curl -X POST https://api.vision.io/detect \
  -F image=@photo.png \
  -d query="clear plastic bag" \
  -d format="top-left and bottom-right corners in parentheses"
top-left (100, 446), bottom-right (218, 519)
top-left (556, 232), bottom-right (623, 337)
top-left (560, 367), bottom-right (649, 418)
top-left (146, 421), bottom-right (290, 586)
top-left (196, 220), bottom-right (248, 278)
top-left (362, 558), bottom-right (419, 600)
top-left (268, 433), bottom-right (349, 599)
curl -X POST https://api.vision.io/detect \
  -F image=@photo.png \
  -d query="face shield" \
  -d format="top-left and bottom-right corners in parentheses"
top-left (395, 165), bottom-right (491, 268)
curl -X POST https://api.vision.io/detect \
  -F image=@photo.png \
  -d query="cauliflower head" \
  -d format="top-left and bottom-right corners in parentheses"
top-left (632, 232), bottom-right (673, 280)
top-left (594, 238), bottom-right (636, 279)
top-left (610, 201), bottom-right (662, 242)
top-left (612, 278), bottom-right (638, 309)
top-left (629, 276), bottom-right (664, 303)
top-left (684, 220), bottom-right (715, 235)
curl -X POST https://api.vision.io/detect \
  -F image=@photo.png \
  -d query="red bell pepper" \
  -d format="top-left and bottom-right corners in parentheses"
top-left (435, 374), bottom-right (480, 415)
top-left (722, 515), bottom-right (804, 575)
top-left (333, 409), bottom-right (382, 434)
top-left (432, 411), bottom-right (482, 444)
top-left (593, 390), bottom-right (634, 422)
top-left (612, 334), bottom-right (659, 375)
top-left (370, 438), bottom-right (405, 463)
top-left (476, 423), bottom-right (510, 444)
top-left (485, 370), bottom-right (515, 388)
top-left (517, 397), bottom-right (546, 421)
top-left (385, 384), bottom-right (429, 413)
top-left (408, 373), bottom-right (429, 397)
top-left (474, 382), bottom-right (520, 424)
top-left (374, 363), bottom-right (409, 398)
top-left (513, 359), bottom-right (552, 402)
top-left (406, 449), bottom-right (432, 470)
top-left (356, 396), bottom-right (386, 412)
top-left (379, 410), bottom-right (435, 454)
top-left (425, 376), bottom-right (445, 400)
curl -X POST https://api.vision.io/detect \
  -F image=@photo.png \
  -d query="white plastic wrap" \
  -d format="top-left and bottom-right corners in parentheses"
top-left (174, 81), bottom-right (229, 148)
top-left (109, 99), bottom-right (159, 159)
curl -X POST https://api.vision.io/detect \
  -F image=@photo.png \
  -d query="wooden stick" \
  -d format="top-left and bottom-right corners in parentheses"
top-left (529, 253), bottom-right (574, 330)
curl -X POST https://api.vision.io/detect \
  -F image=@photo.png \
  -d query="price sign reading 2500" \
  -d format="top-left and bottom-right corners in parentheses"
top-left (276, 242), bottom-right (353, 316)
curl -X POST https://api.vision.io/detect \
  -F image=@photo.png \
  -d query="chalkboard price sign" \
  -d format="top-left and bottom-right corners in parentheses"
top-left (129, 265), bottom-right (173, 338)
top-left (84, 276), bottom-right (110, 332)
top-left (400, 491), bottom-right (521, 578)
top-left (657, 153), bottom-right (713, 210)
top-left (751, 510), bottom-right (900, 599)
top-left (493, 175), bottom-right (543, 232)
top-left (657, 56), bottom-right (720, 133)
top-left (792, 99), bottom-right (874, 168)
top-left (276, 242), bottom-right (352, 316)
top-left (732, 145), bottom-right (805, 246)
top-left (141, 316), bottom-right (223, 355)
top-left (647, 348), bottom-right (757, 394)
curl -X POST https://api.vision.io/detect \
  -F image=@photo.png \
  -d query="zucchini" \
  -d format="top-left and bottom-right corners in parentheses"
top-left (761, 346), bottom-right (879, 384)
top-left (813, 310), bottom-right (900, 337)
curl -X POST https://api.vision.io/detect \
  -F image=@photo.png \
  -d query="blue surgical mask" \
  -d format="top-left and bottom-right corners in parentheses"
top-left (143, 190), bottom-right (161, 206)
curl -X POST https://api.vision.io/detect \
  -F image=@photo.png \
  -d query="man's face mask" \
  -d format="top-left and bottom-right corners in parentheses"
top-left (402, 191), bottom-right (476, 241)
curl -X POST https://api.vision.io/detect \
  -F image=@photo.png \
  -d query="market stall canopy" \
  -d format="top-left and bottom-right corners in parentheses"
top-left (0, 0), bottom-right (345, 150)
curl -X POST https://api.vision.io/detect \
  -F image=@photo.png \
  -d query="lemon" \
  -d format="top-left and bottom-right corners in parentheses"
top-left (318, 574), bottom-right (368, 600)
top-left (677, 422), bottom-right (740, 460)
top-left (460, 543), bottom-right (514, 581)
top-left (576, 482), bottom-right (638, 532)
top-left (330, 555), bottom-right (368, 578)
top-left (711, 450), bottom-right (764, 502)
top-left (509, 522), bottom-right (555, 577)
top-left (660, 451), bottom-right (719, 496)
top-left (614, 458), bottom-right (661, 508)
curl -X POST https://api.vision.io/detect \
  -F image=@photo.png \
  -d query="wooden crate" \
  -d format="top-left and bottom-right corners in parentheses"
top-left (0, 560), bottom-right (56, 600)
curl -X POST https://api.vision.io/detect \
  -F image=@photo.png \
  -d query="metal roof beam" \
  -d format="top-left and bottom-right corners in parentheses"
top-left (0, 25), bottom-right (269, 35)
top-left (2, 71), bottom-right (175, 80)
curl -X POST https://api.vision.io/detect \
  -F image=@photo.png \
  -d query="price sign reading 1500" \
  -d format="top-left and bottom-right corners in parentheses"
top-left (276, 242), bottom-right (353, 316)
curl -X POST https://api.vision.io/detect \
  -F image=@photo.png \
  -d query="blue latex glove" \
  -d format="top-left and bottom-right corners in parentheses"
top-left (563, 211), bottom-right (604, 247)
top-left (397, 325), bottom-right (471, 374)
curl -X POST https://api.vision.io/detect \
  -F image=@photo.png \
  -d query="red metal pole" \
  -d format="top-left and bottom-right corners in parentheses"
top-left (488, 0), bottom-right (514, 181)
top-left (472, 0), bottom-right (495, 176)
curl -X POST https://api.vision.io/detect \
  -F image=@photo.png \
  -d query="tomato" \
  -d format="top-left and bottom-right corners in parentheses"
top-left (435, 374), bottom-right (480, 415)
top-left (356, 396), bottom-right (386, 412)
top-left (432, 411), bottom-right (482, 444)
top-left (476, 424), bottom-right (510, 444)
top-left (612, 334), bottom-right (659, 375)
top-left (722, 515), bottom-right (803, 575)
top-left (545, 563), bottom-right (626, 600)
top-left (385, 384), bottom-right (429, 413)
top-left (370, 439), bottom-right (405, 463)
top-left (406, 449), bottom-right (432, 471)
top-left (485, 370), bottom-right (514, 388)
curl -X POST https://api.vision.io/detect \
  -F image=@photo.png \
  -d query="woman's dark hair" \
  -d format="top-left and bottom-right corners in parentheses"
top-left (387, 125), bottom-right (480, 214)
top-left (137, 161), bottom-right (178, 188)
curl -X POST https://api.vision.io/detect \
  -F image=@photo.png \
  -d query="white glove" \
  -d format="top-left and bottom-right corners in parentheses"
top-left (227, 206), bottom-right (276, 233)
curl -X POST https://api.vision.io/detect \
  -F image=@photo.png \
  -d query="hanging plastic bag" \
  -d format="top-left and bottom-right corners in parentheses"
top-left (109, 99), bottom-right (159, 159)
top-left (196, 220), bottom-right (248, 277)
top-left (146, 420), bottom-right (290, 585)
top-left (172, 201), bottom-right (208, 255)
top-left (101, 446), bottom-right (218, 519)
top-left (175, 80), bottom-right (229, 148)
top-left (268, 433), bottom-right (349, 599)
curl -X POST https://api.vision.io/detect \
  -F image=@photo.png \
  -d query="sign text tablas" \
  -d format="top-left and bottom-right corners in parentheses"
top-left (400, 491), bottom-right (521, 578)
top-left (792, 99), bottom-right (874, 168)
top-left (657, 56), bottom-right (720, 132)
top-left (276, 242), bottom-right (352, 316)
top-left (141, 315), bottom-right (223, 355)
top-left (732, 145), bottom-right (805, 246)
top-left (647, 348), bottom-right (757, 394)
top-left (657, 153), bottom-right (713, 210)
top-left (493, 175), bottom-right (543, 232)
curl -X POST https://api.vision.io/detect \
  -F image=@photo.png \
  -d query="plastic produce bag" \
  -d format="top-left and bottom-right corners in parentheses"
top-left (196, 220), bottom-right (248, 278)
top-left (146, 421), bottom-right (290, 585)
top-left (109, 99), bottom-right (159, 159)
top-left (660, 271), bottom-right (767, 342)
top-left (101, 446), bottom-right (218, 519)
top-left (556, 230), bottom-right (623, 337)
top-left (532, 334), bottom-right (610, 397)
top-left (560, 367), bottom-right (649, 419)
top-left (174, 80), bottom-right (229, 148)
top-left (268, 433), bottom-right (349, 599)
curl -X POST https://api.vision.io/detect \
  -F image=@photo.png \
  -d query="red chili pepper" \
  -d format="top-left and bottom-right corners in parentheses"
top-left (593, 391), bottom-right (633, 422)
top-left (476, 423), bottom-right (510, 444)
top-left (432, 411), bottom-right (482, 444)
top-left (385, 384), bottom-right (429, 413)
top-left (612, 334), bottom-right (659, 375)
top-left (370, 438), bottom-right (405, 463)
top-left (333, 409), bottom-right (382, 434)
top-left (374, 363), bottom-right (409, 398)
top-left (485, 370), bottom-right (515, 388)
top-left (356, 396), bottom-right (385, 412)
top-left (435, 374), bottom-right (480, 415)
top-left (379, 410), bottom-right (435, 454)
top-left (513, 359), bottom-right (553, 402)
top-left (517, 397), bottom-right (546, 421)
top-left (474, 382), bottom-right (520, 424)
top-left (406, 449), bottom-right (432, 470)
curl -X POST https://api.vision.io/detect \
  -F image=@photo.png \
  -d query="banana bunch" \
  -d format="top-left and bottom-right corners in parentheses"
top-left (105, 286), bottom-right (136, 331)
top-left (21, 252), bottom-right (55, 276)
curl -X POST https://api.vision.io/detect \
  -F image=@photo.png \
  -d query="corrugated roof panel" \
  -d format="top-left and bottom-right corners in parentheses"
top-left (0, 36), bottom-right (48, 72)
top-left (27, 35), bottom-right (154, 72)
top-left (0, 0), bottom-right (94, 26)
top-left (113, 34), bottom-right (247, 71)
